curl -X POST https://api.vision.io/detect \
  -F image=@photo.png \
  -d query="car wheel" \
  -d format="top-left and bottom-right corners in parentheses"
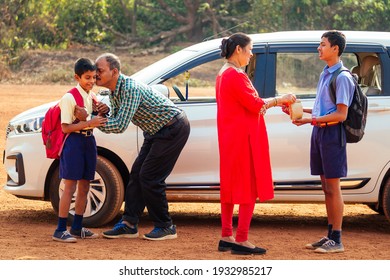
top-left (367, 204), bottom-right (384, 215)
top-left (383, 179), bottom-right (390, 223)
top-left (49, 155), bottom-right (125, 227)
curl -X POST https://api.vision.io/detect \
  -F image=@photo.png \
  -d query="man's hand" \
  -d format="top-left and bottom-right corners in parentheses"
top-left (74, 105), bottom-right (88, 121)
top-left (93, 102), bottom-right (110, 116)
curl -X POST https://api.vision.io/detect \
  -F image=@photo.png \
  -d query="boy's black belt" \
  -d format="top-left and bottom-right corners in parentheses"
top-left (74, 130), bottom-right (93, 136)
top-left (165, 111), bottom-right (185, 127)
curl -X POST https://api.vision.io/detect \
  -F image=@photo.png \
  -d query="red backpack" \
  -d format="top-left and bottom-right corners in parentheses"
top-left (41, 88), bottom-right (84, 159)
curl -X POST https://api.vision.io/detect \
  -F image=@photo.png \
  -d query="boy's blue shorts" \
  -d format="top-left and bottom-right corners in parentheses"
top-left (60, 132), bottom-right (97, 180)
top-left (310, 124), bottom-right (347, 179)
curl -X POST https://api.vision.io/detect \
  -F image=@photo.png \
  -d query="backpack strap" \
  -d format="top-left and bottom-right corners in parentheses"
top-left (68, 87), bottom-right (84, 107)
top-left (56, 88), bottom-right (84, 158)
top-left (329, 66), bottom-right (349, 104)
top-left (68, 87), bottom-right (85, 124)
top-left (328, 66), bottom-right (351, 147)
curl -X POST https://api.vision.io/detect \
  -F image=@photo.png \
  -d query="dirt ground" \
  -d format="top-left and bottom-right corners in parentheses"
top-left (0, 51), bottom-right (389, 261)
top-left (1, 190), bottom-right (390, 261)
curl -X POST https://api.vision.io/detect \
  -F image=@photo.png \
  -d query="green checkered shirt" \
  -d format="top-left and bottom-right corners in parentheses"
top-left (98, 74), bottom-right (181, 135)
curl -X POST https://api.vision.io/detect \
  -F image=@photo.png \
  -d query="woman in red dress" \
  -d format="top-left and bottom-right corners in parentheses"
top-left (216, 33), bottom-right (296, 255)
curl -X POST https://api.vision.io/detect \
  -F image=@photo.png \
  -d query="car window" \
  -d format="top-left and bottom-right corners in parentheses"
top-left (275, 53), bottom-right (321, 98)
top-left (161, 58), bottom-right (223, 103)
top-left (275, 52), bottom-right (382, 98)
top-left (354, 53), bottom-right (382, 95)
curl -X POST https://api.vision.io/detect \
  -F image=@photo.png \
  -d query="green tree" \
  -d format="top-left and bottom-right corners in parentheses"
top-left (99, 0), bottom-right (253, 49)
top-left (249, 0), bottom-right (390, 32)
top-left (1, 0), bottom-right (390, 60)
top-left (0, 0), bottom-right (62, 67)
top-left (54, 0), bottom-right (107, 45)
top-left (331, 0), bottom-right (390, 31)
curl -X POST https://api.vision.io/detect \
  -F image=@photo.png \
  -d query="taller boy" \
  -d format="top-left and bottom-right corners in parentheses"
top-left (293, 31), bottom-right (355, 253)
top-left (52, 58), bottom-right (107, 243)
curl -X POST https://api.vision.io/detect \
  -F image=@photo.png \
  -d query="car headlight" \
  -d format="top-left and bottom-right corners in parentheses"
top-left (7, 117), bottom-right (44, 137)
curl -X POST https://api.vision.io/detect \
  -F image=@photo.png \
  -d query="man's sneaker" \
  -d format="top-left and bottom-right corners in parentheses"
top-left (143, 225), bottom-right (177, 241)
top-left (102, 221), bottom-right (139, 239)
top-left (305, 236), bottom-right (329, 249)
top-left (70, 227), bottom-right (99, 239)
top-left (52, 230), bottom-right (77, 243)
top-left (314, 240), bottom-right (345, 253)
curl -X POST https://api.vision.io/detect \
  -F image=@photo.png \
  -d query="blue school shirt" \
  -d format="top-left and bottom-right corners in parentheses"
top-left (312, 61), bottom-right (355, 117)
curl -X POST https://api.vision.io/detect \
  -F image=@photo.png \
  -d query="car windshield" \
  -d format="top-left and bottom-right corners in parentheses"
top-left (131, 51), bottom-right (190, 82)
top-left (131, 40), bottom-right (220, 85)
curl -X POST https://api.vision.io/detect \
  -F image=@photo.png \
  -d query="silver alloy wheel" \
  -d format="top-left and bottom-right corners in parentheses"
top-left (59, 173), bottom-right (106, 218)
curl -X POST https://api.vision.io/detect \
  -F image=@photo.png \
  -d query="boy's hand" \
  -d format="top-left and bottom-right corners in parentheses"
top-left (74, 105), bottom-right (88, 121)
top-left (281, 104), bottom-right (290, 115)
top-left (292, 117), bottom-right (311, 126)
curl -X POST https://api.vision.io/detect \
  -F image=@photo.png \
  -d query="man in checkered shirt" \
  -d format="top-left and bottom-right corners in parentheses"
top-left (93, 53), bottom-right (190, 241)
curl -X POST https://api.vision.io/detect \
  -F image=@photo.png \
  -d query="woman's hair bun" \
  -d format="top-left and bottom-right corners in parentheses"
top-left (220, 38), bottom-right (229, 58)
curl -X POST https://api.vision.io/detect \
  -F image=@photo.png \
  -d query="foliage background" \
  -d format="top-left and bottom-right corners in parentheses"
top-left (1, 0), bottom-right (389, 79)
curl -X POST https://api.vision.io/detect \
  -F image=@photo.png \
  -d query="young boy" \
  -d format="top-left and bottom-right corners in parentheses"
top-left (52, 58), bottom-right (107, 243)
top-left (292, 31), bottom-right (355, 253)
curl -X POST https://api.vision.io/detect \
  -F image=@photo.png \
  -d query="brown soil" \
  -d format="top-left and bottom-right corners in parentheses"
top-left (1, 186), bottom-right (390, 260)
top-left (1, 51), bottom-right (390, 261)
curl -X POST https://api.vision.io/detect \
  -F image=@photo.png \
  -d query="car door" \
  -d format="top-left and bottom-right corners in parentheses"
top-left (159, 45), bottom-right (268, 188)
top-left (257, 42), bottom-right (390, 201)
top-left (136, 51), bottom-right (223, 187)
top-left (251, 44), bottom-right (319, 197)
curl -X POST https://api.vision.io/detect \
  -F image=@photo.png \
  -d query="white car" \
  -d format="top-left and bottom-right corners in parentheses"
top-left (4, 30), bottom-right (390, 227)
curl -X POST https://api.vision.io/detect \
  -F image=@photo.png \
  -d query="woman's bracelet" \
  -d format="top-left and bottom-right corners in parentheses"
top-left (260, 98), bottom-right (278, 114)
top-left (260, 101), bottom-right (268, 115)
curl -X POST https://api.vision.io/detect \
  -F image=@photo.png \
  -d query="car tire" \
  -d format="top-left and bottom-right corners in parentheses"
top-left (367, 204), bottom-right (384, 215)
top-left (383, 179), bottom-right (390, 223)
top-left (49, 155), bottom-right (125, 227)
